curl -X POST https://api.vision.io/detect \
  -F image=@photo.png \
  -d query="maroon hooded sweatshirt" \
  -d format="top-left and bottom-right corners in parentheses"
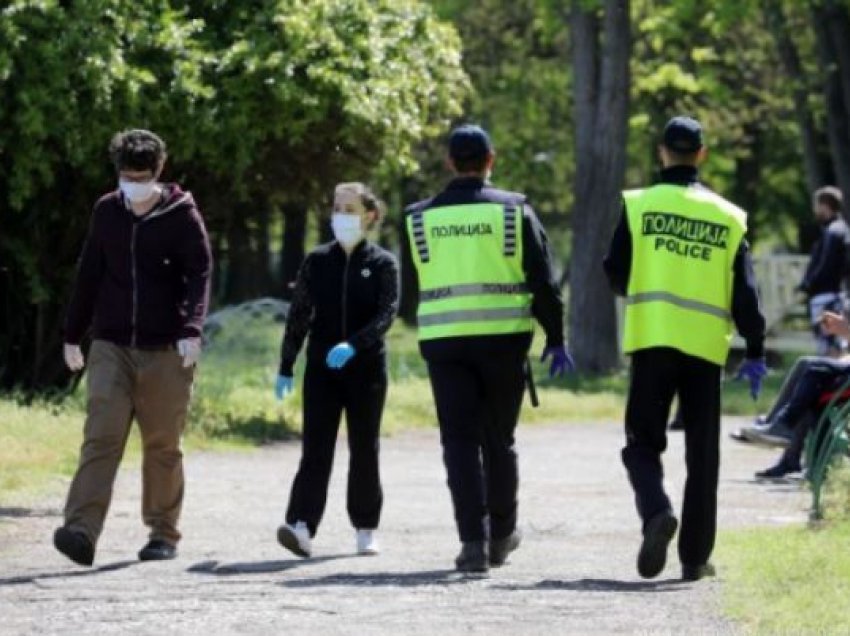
top-left (64, 184), bottom-right (212, 348)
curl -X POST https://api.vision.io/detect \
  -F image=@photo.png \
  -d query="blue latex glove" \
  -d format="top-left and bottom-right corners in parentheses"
top-left (735, 358), bottom-right (768, 400)
top-left (275, 375), bottom-right (294, 400)
top-left (540, 345), bottom-right (576, 378)
top-left (326, 342), bottom-right (355, 369)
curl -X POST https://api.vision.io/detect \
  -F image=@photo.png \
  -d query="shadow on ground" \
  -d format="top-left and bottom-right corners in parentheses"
top-left (187, 555), bottom-right (351, 575)
top-left (0, 560), bottom-right (138, 586)
top-left (278, 569), bottom-right (474, 588)
top-left (494, 578), bottom-right (684, 593)
top-left (0, 507), bottom-right (62, 519)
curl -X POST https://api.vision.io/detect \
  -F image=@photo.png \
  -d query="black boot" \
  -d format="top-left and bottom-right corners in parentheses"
top-left (138, 539), bottom-right (177, 561)
top-left (682, 562), bottom-right (716, 582)
top-left (637, 510), bottom-right (678, 579)
top-left (755, 457), bottom-right (802, 479)
top-left (489, 529), bottom-right (522, 567)
top-left (455, 541), bottom-right (488, 573)
top-left (53, 527), bottom-right (94, 567)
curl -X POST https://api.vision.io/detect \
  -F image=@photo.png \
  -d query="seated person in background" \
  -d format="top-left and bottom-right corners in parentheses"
top-left (733, 356), bottom-right (840, 446)
top-left (747, 312), bottom-right (850, 478)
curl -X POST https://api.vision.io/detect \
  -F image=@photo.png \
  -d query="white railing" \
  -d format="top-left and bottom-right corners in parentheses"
top-left (752, 254), bottom-right (809, 333)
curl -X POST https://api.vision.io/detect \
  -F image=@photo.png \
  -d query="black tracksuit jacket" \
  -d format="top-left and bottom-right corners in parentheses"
top-left (278, 240), bottom-right (399, 376)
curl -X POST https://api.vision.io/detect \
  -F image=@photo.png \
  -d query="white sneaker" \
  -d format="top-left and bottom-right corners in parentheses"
top-left (277, 520), bottom-right (312, 558)
top-left (356, 529), bottom-right (380, 556)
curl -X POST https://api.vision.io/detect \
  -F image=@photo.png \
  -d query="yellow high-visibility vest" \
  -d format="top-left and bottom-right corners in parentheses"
top-left (407, 203), bottom-right (532, 341)
top-left (623, 184), bottom-right (747, 365)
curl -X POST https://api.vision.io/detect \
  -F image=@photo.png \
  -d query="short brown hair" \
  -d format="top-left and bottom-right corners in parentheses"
top-left (109, 129), bottom-right (166, 172)
top-left (815, 186), bottom-right (843, 212)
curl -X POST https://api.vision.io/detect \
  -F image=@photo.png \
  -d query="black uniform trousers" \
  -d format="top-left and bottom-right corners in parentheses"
top-left (285, 355), bottom-right (387, 536)
top-left (424, 335), bottom-right (530, 543)
top-left (622, 347), bottom-right (721, 568)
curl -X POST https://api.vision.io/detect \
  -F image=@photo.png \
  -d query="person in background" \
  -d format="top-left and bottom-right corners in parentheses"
top-left (55, 129), bottom-right (212, 566)
top-left (604, 116), bottom-right (766, 582)
top-left (401, 124), bottom-right (572, 573)
top-left (799, 186), bottom-right (850, 356)
top-left (275, 182), bottom-right (398, 558)
top-left (743, 311), bottom-right (850, 478)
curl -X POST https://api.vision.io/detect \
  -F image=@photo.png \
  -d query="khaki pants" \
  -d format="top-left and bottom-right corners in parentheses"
top-left (64, 340), bottom-right (194, 546)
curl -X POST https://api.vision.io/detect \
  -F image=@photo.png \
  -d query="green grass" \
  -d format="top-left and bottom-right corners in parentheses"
top-left (0, 399), bottom-right (85, 502)
top-left (0, 318), bottom-right (792, 503)
top-left (0, 399), bottom-right (246, 506)
top-left (718, 521), bottom-right (850, 635)
top-left (718, 459), bottom-right (850, 634)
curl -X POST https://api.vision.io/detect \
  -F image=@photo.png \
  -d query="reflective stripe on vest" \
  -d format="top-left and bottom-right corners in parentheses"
top-left (418, 307), bottom-right (532, 327)
top-left (411, 210), bottom-right (430, 263)
top-left (626, 291), bottom-right (731, 321)
top-left (406, 202), bottom-right (532, 341)
top-left (622, 184), bottom-right (748, 366)
top-left (420, 282), bottom-right (529, 302)
top-left (504, 204), bottom-right (517, 256)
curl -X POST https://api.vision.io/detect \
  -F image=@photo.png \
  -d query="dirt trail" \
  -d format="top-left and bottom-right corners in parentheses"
top-left (0, 418), bottom-right (806, 635)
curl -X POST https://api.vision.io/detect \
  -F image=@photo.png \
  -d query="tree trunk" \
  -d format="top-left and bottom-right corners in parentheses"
top-left (824, 0), bottom-right (850, 121)
top-left (812, 3), bottom-right (850, 218)
top-left (254, 204), bottom-right (272, 296)
top-left (318, 212), bottom-right (334, 244)
top-left (398, 176), bottom-right (421, 325)
top-left (223, 205), bottom-right (255, 303)
top-left (764, 1), bottom-right (827, 194)
top-left (280, 203), bottom-right (307, 301)
top-left (567, 0), bottom-right (630, 373)
top-left (732, 124), bottom-right (764, 243)
top-left (210, 230), bottom-right (225, 305)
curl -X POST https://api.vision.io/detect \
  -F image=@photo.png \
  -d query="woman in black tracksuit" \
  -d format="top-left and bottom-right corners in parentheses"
top-left (274, 182), bottom-right (399, 558)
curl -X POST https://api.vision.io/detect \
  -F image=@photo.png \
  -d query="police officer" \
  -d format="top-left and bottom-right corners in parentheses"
top-left (402, 124), bottom-right (572, 573)
top-left (275, 182), bottom-right (399, 558)
top-left (604, 116), bottom-right (767, 582)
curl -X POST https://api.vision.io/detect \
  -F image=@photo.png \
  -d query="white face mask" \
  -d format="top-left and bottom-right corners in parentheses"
top-left (119, 179), bottom-right (158, 203)
top-left (331, 213), bottom-right (364, 249)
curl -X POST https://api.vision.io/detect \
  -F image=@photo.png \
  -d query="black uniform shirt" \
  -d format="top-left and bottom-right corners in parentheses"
top-left (603, 165), bottom-right (766, 359)
top-left (401, 176), bottom-right (565, 352)
top-left (279, 240), bottom-right (399, 376)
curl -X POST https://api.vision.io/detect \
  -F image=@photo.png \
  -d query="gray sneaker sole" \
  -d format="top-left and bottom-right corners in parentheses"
top-left (637, 513), bottom-right (678, 579)
top-left (744, 430), bottom-right (792, 448)
top-left (277, 526), bottom-right (310, 558)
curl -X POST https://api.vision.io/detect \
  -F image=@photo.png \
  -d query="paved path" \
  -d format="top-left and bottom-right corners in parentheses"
top-left (0, 419), bottom-right (807, 635)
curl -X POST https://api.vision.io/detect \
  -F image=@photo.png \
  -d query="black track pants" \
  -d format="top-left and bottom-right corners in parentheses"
top-left (285, 355), bottom-right (387, 536)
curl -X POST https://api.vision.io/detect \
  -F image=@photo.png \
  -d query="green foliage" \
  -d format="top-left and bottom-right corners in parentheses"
top-left (423, 0), bottom-right (574, 224)
top-left (179, 0), bottom-right (467, 187)
top-left (0, 0), bottom-right (468, 390)
top-left (627, 0), bottom-right (821, 245)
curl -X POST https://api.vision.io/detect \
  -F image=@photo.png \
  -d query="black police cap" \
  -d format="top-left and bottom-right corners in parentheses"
top-left (449, 124), bottom-right (493, 161)
top-left (662, 116), bottom-right (704, 153)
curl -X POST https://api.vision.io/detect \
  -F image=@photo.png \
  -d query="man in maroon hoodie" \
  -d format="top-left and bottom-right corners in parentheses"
top-left (54, 129), bottom-right (212, 566)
